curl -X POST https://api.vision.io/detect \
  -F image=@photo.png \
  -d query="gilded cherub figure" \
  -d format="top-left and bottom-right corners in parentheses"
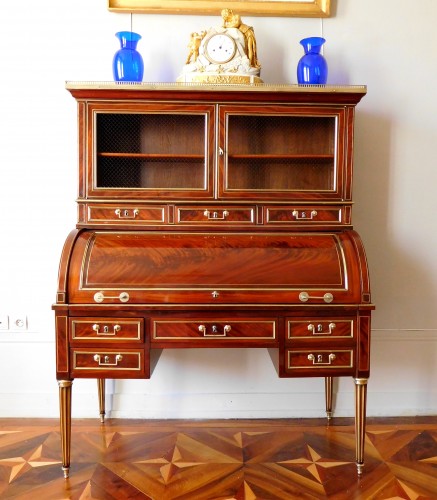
top-left (221, 9), bottom-right (260, 69)
top-left (185, 31), bottom-right (206, 64)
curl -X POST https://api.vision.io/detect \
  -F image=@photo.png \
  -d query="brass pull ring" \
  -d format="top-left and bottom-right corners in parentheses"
top-left (292, 210), bottom-right (318, 220)
top-left (307, 323), bottom-right (336, 335)
top-left (115, 208), bottom-right (139, 219)
top-left (307, 353), bottom-right (336, 365)
top-left (92, 324), bottom-right (121, 336)
top-left (204, 210), bottom-right (229, 220)
top-left (198, 324), bottom-right (232, 337)
top-left (93, 354), bottom-right (123, 366)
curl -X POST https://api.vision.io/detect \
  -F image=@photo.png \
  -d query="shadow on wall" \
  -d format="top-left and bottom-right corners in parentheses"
top-left (353, 111), bottom-right (435, 330)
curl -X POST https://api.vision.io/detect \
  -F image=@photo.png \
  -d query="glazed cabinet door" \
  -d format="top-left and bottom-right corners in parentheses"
top-left (217, 105), bottom-right (351, 202)
top-left (83, 102), bottom-right (215, 200)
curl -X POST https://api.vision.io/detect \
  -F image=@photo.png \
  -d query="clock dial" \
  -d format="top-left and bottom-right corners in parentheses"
top-left (205, 33), bottom-right (237, 64)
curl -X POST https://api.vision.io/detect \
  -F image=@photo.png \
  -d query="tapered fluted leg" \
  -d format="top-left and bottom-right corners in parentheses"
top-left (354, 378), bottom-right (368, 475)
top-left (98, 379), bottom-right (106, 423)
top-left (58, 380), bottom-right (73, 478)
top-left (325, 377), bottom-right (333, 420)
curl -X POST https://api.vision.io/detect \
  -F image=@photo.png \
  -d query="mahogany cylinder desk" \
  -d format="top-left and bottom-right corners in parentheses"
top-left (54, 82), bottom-right (374, 478)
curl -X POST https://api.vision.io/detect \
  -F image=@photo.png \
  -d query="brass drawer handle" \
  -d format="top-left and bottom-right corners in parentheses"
top-left (198, 324), bottom-right (232, 337)
top-left (93, 354), bottom-right (123, 366)
top-left (307, 323), bottom-right (336, 335)
top-left (308, 353), bottom-right (336, 365)
top-left (92, 324), bottom-right (121, 336)
top-left (299, 292), bottom-right (333, 303)
top-left (204, 210), bottom-right (229, 220)
top-left (94, 291), bottom-right (130, 303)
top-left (292, 210), bottom-right (318, 220)
top-left (115, 208), bottom-right (139, 219)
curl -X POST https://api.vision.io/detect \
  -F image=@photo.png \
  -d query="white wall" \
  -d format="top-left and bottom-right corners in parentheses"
top-left (1, 0), bottom-right (436, 419)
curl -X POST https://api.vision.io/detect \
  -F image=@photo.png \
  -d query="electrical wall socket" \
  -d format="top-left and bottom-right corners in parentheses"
top-left (0, 315), bottom-right (9, 330)
top-left (10, 316), bottom-right (27, 330)
top-left (0, 315), bottom-right (28, 331)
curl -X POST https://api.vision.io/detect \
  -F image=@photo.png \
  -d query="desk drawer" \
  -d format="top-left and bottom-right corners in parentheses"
top-left (176, 206), bottom-right (255, 225)
top-left (265, 206), bottom-right (350, 226)
top-left (285, 348), bottom-right (354, 375)
top-left (71, 348), bottom-right (146, 377)
top-left (152, 318), bottom-right (276, 342)
top-left (85, 204), bottom-right (167, 225)
top-left (287, 319), bottom-right (353, 342)
top-left (70, 318), bottom-right (143, 342)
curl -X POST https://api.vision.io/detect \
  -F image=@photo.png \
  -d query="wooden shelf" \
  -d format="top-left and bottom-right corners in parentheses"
top-left (228, 154), bottom-right (334, 161)
top-left (98, 153), bottom-right (205, 160)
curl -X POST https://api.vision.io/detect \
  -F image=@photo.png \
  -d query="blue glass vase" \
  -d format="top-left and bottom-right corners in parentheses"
top-left (113, 31), bottom-right (144, 82)
top-left (297, 37), bottom-right (328, 85)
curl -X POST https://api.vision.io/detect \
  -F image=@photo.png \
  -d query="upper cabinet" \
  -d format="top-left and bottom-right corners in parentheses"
top-left (88, 103), bottom-right (215, 199)
top-left (67, 83), bottom-right (365, 229)
top-left (219, 105), bottom-right (345, 201)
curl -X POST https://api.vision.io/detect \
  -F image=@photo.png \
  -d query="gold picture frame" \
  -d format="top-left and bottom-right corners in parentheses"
top-left (108, 0), bottom-right (331, 17)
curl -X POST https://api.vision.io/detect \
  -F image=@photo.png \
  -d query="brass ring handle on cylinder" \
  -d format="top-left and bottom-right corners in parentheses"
top-left (299, 292), bottom-right (333, 303)
top-left (94, 291), bottom-right (130, 303)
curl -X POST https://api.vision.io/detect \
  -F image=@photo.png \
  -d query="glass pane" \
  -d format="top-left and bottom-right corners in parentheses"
top-left (95, 113), bottom-right (206, 190)
top-left (226, 114), bottom-right (336, 192)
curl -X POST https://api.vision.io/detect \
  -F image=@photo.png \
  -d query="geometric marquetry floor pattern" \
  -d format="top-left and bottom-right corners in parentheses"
top-left (1, 418), bottom-right (437, 499)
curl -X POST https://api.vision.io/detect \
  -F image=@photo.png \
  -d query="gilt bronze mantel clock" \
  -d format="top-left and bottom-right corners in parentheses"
top-left (177, 9), bottom-right (262, 84)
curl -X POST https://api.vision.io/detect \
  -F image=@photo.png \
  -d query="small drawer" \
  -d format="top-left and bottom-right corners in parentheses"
top-left (176, 206), bottom-right (255, 224)
top-left (71, 348), bottom-right (146, 377)
top-left (287, 319), bottom-right (353, 341)
top-left (86, 204), bottom-right (167, 224)
top-left (265, 206), bottom-right (349, 226)
top-left (286, 349), bottom-right (354, 372)
top-left (152, 318), bottom-right (276, 342)
top-left (70, 318), bottom-right (143, 342)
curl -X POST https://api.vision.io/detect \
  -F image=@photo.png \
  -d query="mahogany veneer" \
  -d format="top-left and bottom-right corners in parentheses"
top-left (53, 82), bottom-right (374, 478)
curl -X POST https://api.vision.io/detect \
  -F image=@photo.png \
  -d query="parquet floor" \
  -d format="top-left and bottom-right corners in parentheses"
top-left (1, 417), bottom-right (437, 499)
